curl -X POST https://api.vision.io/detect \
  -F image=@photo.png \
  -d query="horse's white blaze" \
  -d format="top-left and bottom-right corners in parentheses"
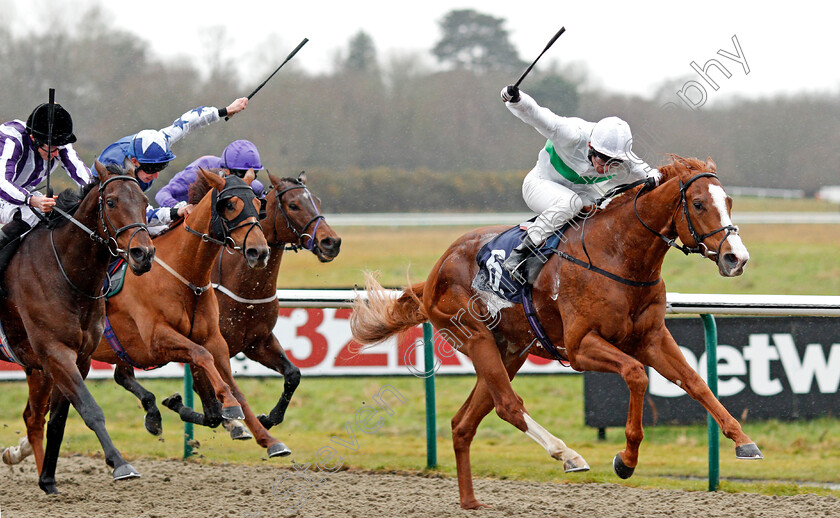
top-left (708, 185), bottom-right (749, 261)
top-left (523, 412), bottom-right (574, 461)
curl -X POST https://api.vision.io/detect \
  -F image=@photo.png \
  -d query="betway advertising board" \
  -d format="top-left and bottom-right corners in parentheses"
top-left (0, 307), bottom-right (574, 380)
top-left (584, 316), bottom-right (840, 426)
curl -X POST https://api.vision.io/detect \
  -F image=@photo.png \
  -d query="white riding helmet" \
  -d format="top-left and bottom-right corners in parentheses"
top-left (589, 116), bottom-right (632, 162)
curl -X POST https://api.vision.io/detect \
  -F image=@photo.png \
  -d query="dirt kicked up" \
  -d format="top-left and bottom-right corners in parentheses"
top-left (0, 455), bottom-right (838, 518)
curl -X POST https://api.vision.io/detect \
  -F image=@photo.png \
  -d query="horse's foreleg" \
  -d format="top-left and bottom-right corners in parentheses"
top-left (242, 335), bottom-right (301, 429)
top-left (573, 331), bottom-right (649, 478)
top-left (206, 334), bottom-right (290, 458)
top-left (641, 329), bottom-right (762, 459)
top-left (114, 364), bottom-right (163, 436)
top-left (37, 392), bottom-right (70, 494)
top-left (161, 367), bottom-right (223, 427)
top-left (153, 326), bottom-right (242, 419)
top-left (44, 348), bottom-right (139, 489)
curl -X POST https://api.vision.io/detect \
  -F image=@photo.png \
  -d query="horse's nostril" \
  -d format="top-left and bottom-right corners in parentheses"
top-left (130, 248), bottom-right (147, 262)
top-left (322, 237), bottom-right (341, 252)
top-left (723, 253), bottom-right (739, 267)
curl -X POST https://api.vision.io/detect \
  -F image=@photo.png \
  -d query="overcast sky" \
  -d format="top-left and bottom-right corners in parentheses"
top-left (7, 1), bottom-right (839, 103)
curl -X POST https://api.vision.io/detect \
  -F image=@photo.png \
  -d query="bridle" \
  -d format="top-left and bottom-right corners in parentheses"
top-left (184, 179), bottom-right (263, 255)
top-left (271, 180), bottom-right (324, 252)
top-left (50, 174), bottom-right (150, 299)
top-left (635, 172), bottom-right (739, 259)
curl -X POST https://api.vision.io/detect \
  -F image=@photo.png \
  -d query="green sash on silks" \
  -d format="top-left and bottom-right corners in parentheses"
top-left (545, 140), bottom-right (613, 184)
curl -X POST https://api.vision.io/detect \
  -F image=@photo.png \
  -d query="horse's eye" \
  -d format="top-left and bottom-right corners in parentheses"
top-left (226, 201), bottom-right (235, 211)
top-left (289, 203), bottom-right (299, 210)
top-left (106, 199), bottom-right (116, 208)
top-left (692, 200), bottom-right (704, 210)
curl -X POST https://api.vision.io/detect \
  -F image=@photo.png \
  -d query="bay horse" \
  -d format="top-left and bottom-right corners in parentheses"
top-left (0, 162), bottom-right (154, 494)
top-left (113, 171), bottom-right (341, 443)
top-left (350, 156), bottom-right (762, 509)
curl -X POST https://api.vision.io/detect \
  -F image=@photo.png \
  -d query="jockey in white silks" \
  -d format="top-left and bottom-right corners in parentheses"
top-left (500, 84), bottom-right (662, 280)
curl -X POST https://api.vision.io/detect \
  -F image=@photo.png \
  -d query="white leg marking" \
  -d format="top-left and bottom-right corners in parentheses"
top-left (2, 436), bottom-right (33, 465)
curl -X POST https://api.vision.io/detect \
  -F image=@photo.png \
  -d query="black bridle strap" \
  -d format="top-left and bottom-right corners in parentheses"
top-left (48, 175), bottom-right (148, 299)
top-left (635, 172), bottom-right (738, 256)
top-left (273, 184), bottom-right (325, 251)
top-left (50, 230), bottom-right (109, 299)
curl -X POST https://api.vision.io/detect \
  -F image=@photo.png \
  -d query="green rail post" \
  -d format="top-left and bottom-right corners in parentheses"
top-left (183, 364), bottom-right (194, 459)
top-left (701, 314), bottom-right (719, 491)
top-left (423, 322), bottom-right (437, 469)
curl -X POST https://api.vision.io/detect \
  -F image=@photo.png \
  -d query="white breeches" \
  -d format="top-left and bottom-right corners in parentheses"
top-left (521, 168), bottom-right (588, 244)
top-left (0, 200), bottom-right (41, 227)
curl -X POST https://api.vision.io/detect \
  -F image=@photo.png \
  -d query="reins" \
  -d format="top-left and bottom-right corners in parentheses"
top-left (554, 171), bottom-right (738, 287)
top-left (50, 175), bottom-right (150, 299)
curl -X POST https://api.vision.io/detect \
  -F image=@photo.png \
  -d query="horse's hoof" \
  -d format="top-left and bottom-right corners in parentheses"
top-left (223, 419), bottom-right (253, 441)
top-left (613, 453), bottom-right (636, 479)
top-left (221, 405), bottom-right (245, 420)
top-left (145, 412), bottom-right (163, 436)
top-left (113, 463), bottom-right (141, 481)
top-left (735, 443), bottom-right (764, 460)
top-left (161, 393), bottom-right (183, 410)
top-left (268, 442), bottom-right (292, 458)
top-left (38, 479), bottom-right (59, 495)
top-left (564, 457), bottom-right (590, 473)
top-left (257, 414), bottom-right (273, 430)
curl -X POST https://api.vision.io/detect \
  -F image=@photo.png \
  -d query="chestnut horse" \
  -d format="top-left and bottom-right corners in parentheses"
top-left (350, 156), bottom-right (762, 509)
top-left (113, 171), bottom-right (341, 442)
top-left (0, 162), bottom-right (154, 494)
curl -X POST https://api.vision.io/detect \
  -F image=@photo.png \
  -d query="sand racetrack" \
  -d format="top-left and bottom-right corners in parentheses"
top-left (1, 454), bottom-right (838, 517)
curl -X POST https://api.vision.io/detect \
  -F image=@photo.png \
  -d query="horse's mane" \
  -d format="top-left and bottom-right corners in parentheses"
top-left (590, 154), bottom-right (710, 218)
top-left (188, 170), bottom-right (214, 206)
top-left (44, 165), bottom-right (129, 229)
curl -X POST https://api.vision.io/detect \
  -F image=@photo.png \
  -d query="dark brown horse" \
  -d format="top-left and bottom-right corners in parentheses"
top-left (0, 162), bottom-right (154, 494)
top-left (350, 156), bottom-right (762, 509)
top-left (114, 171), bottom-right (341, 443)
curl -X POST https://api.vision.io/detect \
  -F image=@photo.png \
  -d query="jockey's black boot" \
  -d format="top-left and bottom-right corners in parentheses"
top-left (503, 234), bottom-right (540, 284)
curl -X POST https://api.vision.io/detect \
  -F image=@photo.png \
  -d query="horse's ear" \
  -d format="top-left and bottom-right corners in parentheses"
top-left (94, 160), bottom-right (109, 180)
top-left (267, 170), bottom-right (281, 188)
top-left (705, 157), bottom-right (717, 173)
top-left (298, 171), bottom-right (307, 185)
top-left (243, 168), bottom-right (255, 185)
top-left (198, 167), bottom-right (224, 190)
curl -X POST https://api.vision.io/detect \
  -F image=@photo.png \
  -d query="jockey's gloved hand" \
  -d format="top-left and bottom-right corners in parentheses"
top-left (644, 170), bottom-right (662, 189)
top-left (501, 85), bottom-right (520, 103)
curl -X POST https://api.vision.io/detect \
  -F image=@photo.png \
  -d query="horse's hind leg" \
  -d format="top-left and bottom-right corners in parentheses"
top-left (451, 379), bottom-right (498, 509)
top-left (242, 335), bottom-right (301, 429)
top-left (114, 364), bottom-right (163, 436)
top-left (640, 329), bottom-right (762, 460)
top-left (452, 334), bottom-right (586, 508)
top-left (3, 370), bottom-right (51, 469)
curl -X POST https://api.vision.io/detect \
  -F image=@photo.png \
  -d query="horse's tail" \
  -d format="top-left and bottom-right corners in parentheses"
top-left (350, 272), bottom-right (428, 345)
